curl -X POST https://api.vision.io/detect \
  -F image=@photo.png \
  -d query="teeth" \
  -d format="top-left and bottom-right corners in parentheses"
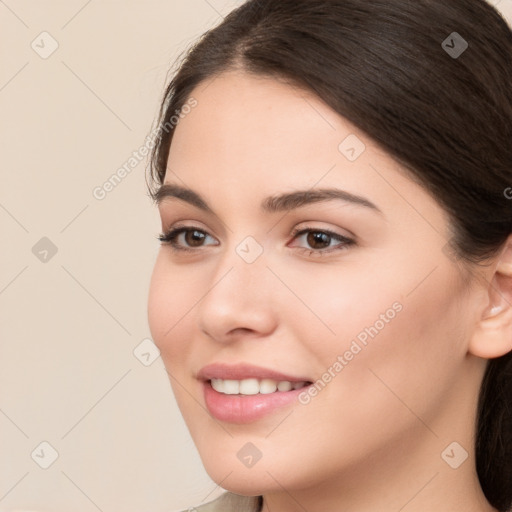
top-left (259, 379), bottom-right (277, 394)
top-left (211, 379), bottom-right (225, 393)
top-left (277, 381), bottom-right (292, 392)
top-left (223, 379), bottom-right (239, 395)
top-left (210, 378), bottom-right (308, 395)
top-left (239, 378), bottom-right (259, 395)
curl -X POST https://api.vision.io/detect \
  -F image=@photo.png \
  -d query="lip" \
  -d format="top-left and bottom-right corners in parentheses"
top-left (198, 363), bottom-right (313, 424)
top-left (202, 381), bottom-right (311, 423)
top-left (197, 362), bottom-right (311, 383)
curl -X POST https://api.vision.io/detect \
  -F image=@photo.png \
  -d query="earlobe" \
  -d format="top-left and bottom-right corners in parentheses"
top-left (468, 237), bottom-right (512, 359)
top-left (469, 307), bottom-right (512, 359)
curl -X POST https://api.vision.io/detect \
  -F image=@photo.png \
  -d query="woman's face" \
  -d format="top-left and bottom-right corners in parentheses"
top-left (148, 70), bottom-right (484, 495)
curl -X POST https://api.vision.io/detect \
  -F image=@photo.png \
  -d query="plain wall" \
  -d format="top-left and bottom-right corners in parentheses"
top-left (1, 1), bottom-right (511, 511)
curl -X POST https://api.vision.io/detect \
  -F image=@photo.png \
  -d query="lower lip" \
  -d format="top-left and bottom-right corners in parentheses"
top-left (203, 381), bottom-right (310, 423)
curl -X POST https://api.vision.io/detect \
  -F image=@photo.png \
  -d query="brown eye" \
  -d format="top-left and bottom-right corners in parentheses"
top-left (288, 227), bottom-right (355, 256)
top-left (306, 231), bottom-right (332, 250)
top-left (157, 227), bottom-right (218, 252)
top-left (185, 230), bottom-right (207, 247)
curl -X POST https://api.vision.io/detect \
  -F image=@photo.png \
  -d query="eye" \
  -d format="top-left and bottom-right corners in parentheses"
top-left (157, 225), bottom-right (355, 256)
top-left (288, 226), bottom-right (355, 256)
top-left (157, 226), bottom-right (218, 252)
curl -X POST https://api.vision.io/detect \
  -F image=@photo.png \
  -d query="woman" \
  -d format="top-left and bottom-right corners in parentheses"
top-left (146, 1), bottom-right (512, 511)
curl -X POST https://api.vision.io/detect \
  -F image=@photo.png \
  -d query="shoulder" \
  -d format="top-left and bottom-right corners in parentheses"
top-left (178, 491), bottom-right (262, 512)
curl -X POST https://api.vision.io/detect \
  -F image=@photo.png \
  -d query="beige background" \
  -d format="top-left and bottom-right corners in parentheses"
top-left (1, 1), bottom-right (511, 511)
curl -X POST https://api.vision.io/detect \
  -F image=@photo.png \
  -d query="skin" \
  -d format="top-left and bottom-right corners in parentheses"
top-left (147, 70), bottom-right (512, 512)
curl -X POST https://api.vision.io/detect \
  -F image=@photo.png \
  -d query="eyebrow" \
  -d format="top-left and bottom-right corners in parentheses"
top-left (153, 183), bottom-right (382, 215)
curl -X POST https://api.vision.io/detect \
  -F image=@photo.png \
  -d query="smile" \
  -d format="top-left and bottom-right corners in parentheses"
top-left (210, 378), bottom-right (310, 395)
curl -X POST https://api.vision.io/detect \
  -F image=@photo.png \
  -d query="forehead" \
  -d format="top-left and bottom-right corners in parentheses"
top-left (173, 70), bottom-right (343, 151)
top-left (164, 70), bottom-right (449, 235)
top-left (168, 70), bottom-right (376, 186)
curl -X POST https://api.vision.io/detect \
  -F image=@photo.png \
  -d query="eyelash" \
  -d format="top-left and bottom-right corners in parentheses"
top-left (157, 224), bottom-right (355, 257)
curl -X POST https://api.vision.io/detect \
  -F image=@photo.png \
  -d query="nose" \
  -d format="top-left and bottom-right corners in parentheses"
top-left (196, 246), bottom-right (278, 344)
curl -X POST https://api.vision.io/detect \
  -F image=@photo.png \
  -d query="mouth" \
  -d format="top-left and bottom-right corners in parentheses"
top-left (209, 377), bottom-right (311, 395)
top-left (198, 363), bottom-right (314, 423)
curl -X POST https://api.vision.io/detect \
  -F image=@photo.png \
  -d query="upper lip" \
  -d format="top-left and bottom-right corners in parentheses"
top-left (197, 363), bottom-right (312, 383)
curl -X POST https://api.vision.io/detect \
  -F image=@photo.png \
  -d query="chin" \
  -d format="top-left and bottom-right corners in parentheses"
top-left (204, 463), bottom-right (278, 496)
top-left (197, 440), bottom-right (307, 496)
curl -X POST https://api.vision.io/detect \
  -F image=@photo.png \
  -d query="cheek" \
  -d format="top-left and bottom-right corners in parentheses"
top-left (337, 277), bottom-right (464, 427)
top-left (285, 256), bottom-right (467, 414)
top-left (147, 255), bottom-right (200, 365)
top-left (275, 258), bottom-right (403, 352)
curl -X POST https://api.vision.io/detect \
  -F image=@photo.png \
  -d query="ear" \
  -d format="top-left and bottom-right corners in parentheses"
top-left (469, 236), bottom-right (512, 359)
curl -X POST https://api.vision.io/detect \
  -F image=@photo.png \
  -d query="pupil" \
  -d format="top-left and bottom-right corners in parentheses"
top-left (186, 230), bottom-right (205, 246)
top-left (307, 232), bottom-right (330, 249)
